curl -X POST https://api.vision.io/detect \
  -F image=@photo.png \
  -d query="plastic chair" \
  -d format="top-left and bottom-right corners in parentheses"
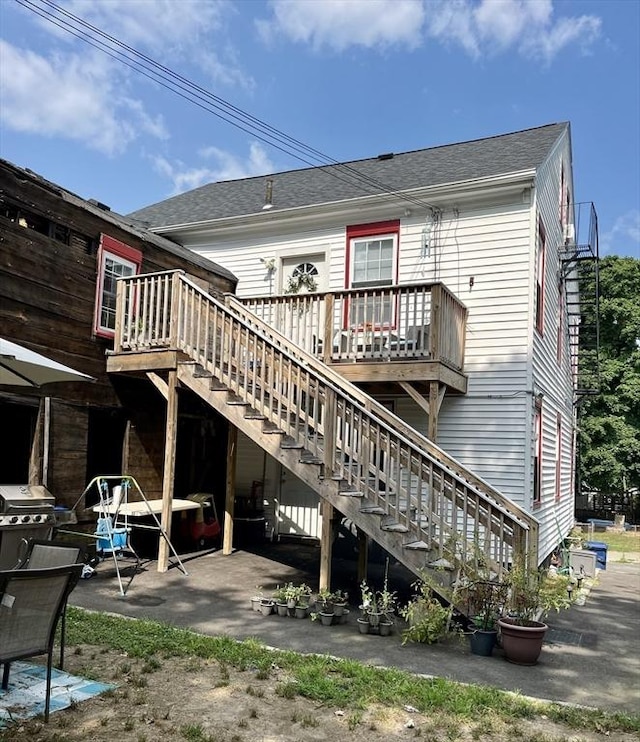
top-left (0, 564), bottom-right (84, 721)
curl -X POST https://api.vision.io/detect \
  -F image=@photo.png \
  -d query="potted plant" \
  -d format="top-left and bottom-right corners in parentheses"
top-left (376, 560), bottom-right (397, 635)
top-left (294, 583), bottom-right (312, 618)
top-left (460, 580), bottom-right (508, 657)
top-left (358, 579), bottom-right (381, 630)
top-left (272, 584), bottom-right (291, 617)
top-left (331, 589), bottom-right (349, 617)
top-left (498, 558), bottom-right (573, 665)
top-left (399, 575), bottom-right (455, 645)
top-left (316, 587), bottom-right (334, 614)
top-left (250, 585), bottom-right (264, 612)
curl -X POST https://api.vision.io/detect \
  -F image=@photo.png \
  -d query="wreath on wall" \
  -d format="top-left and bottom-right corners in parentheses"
top-left (284, 263), bottom-right (319, 294)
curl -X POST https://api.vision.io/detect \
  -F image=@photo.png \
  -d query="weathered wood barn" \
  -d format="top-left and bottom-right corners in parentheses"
top-left (0, 159), bottom-right (237, 517)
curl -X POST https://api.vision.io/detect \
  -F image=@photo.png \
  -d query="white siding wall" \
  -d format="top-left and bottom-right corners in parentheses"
top-left (175, 175), bottom-right (574, 555)
top-left (530, 132), bottom-right (577, 560)
top-left (395, 200), bottom-right (533, 506)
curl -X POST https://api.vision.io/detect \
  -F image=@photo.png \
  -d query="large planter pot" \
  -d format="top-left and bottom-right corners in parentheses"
top-left (295, 604), bottom-right (309, 619)
top-left (356, 617), bottom-right (370, 635)
top-left (498, 617), bottom-right (548, 665)
top-left (468, 628), bottom-right (498, 657)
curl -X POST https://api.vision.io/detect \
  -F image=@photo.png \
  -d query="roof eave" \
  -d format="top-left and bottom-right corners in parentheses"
top-left (152, 168), bottom-right (537, 238)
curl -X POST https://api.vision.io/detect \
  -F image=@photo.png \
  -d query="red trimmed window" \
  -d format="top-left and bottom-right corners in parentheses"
top-left (555, 413), bottom-right (562, 501)
top-left (345, 220), bottom-right (399, 328)
top-left (533, 398), bottom-right (543, 506)
top-left (94, 234), bottom-right (142, 338)
top-left (535, 217), bottom-right (546, 335)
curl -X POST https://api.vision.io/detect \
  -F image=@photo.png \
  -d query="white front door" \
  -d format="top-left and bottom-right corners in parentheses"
top-left (278, 254), bottom-right (329, 355)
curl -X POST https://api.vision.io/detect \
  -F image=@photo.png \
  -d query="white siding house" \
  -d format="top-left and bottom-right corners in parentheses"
top-left (129, 122), bottom-right (596, 563)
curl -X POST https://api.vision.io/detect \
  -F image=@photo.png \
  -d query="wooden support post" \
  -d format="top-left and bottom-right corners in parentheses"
top-left (322, 293), bottom-right (335, 364)
top-left (428, 381), bottom-right (439, 442)
top-left (222, 425), bottom-right (237, 555)
top-left (319, 500), bottom-right (333, 592)
top-left (158, 370), bottom-right (178, 573)
top-left (357, 527), bottom-right (369, 585)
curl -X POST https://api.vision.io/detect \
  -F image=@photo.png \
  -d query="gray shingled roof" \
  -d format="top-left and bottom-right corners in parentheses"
top-left (128, 123), bottom-right (568, 229)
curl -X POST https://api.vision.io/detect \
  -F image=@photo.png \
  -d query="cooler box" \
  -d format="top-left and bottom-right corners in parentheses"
top-left (585, 540), bottom-right (608, 570)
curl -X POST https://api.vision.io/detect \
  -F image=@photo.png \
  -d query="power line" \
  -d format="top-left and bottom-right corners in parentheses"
top-left (15, 0), bottom-right (437, 213)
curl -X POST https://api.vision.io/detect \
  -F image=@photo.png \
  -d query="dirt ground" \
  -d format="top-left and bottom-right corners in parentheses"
top-left (2, 647), bottom-right (636, 742)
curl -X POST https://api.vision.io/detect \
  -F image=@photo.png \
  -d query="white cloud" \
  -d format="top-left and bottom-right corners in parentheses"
top-left (600, 210), bottom-right (640, 257)
top-left (55, 0), bottom-right (253, 89)
top-left (257, 0), bottom-right (425, 51)
top-left (260, 0), bottom-right (601, 62)
top-left (0, 41), bottom-right (168, 155)
top-left (152, 142), bottom-right (276, 194)
top-left (1, 0), bottom-right (253, 155)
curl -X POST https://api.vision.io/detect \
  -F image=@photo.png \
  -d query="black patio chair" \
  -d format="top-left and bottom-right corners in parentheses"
top-left (16, 539), bottom-right (86, 670)
top-left (0, 563), bottom-right (84, 721)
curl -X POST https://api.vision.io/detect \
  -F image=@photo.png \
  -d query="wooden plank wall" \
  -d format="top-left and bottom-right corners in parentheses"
top-left (0, 159), bottom-right (236, 502)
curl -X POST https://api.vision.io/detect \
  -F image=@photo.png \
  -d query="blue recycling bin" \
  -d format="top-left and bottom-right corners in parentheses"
top-left (585, 540), bottom-right (608, 570)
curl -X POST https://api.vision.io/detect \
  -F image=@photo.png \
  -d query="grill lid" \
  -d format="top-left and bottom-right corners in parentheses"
top-left (0, 484), bottom-right (55, 511)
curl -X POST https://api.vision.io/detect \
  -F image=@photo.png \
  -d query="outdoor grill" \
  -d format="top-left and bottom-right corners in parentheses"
top-left (0, 484), bottom-right (61, 568)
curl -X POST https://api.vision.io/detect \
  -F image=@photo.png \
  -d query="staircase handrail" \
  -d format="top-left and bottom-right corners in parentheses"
top-left (116, 270), bottom-right (538, 570)
top-left (226, 293), bottom-right (538, 534)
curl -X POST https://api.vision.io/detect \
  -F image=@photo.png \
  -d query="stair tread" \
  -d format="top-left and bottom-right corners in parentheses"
top-left (360, 506), bottom-right (386, 515)
top-left (404, 540), bottom-right (431, 550)
top-left (381, 523), bottom-right (409, 533)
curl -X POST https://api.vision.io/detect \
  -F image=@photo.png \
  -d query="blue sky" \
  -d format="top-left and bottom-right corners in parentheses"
top-left (1, 0), bottom-right (638, 258)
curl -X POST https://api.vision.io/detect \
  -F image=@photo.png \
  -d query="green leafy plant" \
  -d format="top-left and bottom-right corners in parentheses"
top-left (399, 577), bottom-right (453, 645)
top-left (503, 558), bottom-right (574, 626)
top-left (459, 580), bottom-right (508, 631)
top-left (330, 589), bottom-right (348, 605)
top-left (376, 558), bottom-right (397, 620)
top-left (359, 580), bottom-right (377, 616)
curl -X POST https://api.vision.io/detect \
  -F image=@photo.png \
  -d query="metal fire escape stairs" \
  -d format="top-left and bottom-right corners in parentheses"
top-left (560, 202), bottom-right (600, 400)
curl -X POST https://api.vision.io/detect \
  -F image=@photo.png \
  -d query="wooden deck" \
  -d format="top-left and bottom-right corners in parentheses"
top-left (107, 270), bottom-right (538, 592)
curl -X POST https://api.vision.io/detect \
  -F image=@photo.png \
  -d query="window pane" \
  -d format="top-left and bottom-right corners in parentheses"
top-left (100, 255), bottom-right (136, 331)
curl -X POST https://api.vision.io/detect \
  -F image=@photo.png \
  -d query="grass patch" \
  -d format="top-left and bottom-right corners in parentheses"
top-left (586, 530), bottom-right (640, 553)
top-left (65, 607), bottom-right (639, 735)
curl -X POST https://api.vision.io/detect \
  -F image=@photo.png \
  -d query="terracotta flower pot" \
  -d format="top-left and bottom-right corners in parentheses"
top-left (498, 617), bottom-right (548, 665)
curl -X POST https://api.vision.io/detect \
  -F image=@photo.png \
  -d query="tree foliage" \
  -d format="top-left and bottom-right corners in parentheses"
top-left (578, 256), bottom-right (640, 500)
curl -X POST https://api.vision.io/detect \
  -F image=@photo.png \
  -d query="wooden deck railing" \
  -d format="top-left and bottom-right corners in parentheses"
top-left (237, 282), bottom-right (467, 370)
top-left (114, 271), bottom-right (538, 575)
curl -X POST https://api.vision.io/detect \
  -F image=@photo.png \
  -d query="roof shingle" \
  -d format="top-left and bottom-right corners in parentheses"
top-left (128, 122), bottom-right (568, 228)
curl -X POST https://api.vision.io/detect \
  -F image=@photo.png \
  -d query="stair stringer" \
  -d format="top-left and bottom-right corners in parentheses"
top-left (178, 364), bottom-right (455, 589)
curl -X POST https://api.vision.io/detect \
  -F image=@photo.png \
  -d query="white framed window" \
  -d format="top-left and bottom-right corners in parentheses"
top-left (94, 234), bottom-right (142, 338)
top-left (346, 220), bottom-right (399, 328)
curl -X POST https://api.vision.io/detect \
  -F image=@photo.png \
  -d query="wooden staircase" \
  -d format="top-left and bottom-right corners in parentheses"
top-left (112, 270), bottom-right (539, 597)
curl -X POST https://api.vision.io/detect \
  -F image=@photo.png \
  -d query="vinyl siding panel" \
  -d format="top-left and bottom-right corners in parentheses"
top-left (169, 175), bottom-right (575, 556)
top-left (529, 131), bottom-right (576, 559)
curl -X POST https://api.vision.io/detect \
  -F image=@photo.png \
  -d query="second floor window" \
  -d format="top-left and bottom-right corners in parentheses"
top-left (94, 235), bottom-right (142, 338)
top-left (346, 220), bottom-right (399, 327)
